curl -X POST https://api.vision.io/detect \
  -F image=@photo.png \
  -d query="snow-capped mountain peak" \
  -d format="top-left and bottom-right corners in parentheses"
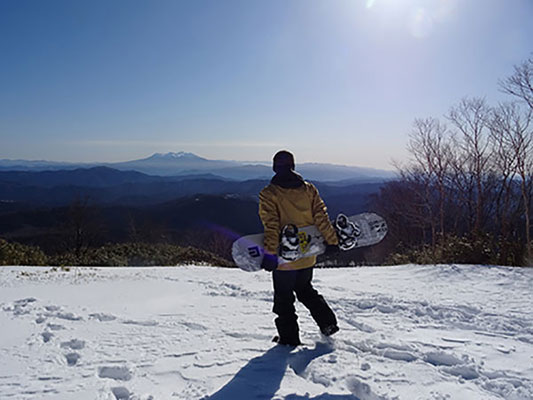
top-left (149, 152), bottom-right (202, 160)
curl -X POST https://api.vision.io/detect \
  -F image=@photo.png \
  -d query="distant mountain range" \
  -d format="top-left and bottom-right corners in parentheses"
top-left (0, 152), bottom-right (395, 182)
top-left (0, 166), bottom-right (383, 211)
top-left (0, 164), bottom-right (386, 249)
top-left (0, 153), bottom-right (393, 246)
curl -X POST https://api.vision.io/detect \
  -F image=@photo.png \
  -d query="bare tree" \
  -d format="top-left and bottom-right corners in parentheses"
top-left (373, 178), bottom-right (431, 248)
top-left (408, 117), bottom-right (452, 241)
top-left (500, 57), bottom-right (533, 263)
top-left (447, 97), bottom-right (494, 234)
top-left (489, 104), bottom-right (520, 249)
top-left (494, 103), bottom-right (533, 261)
top-left (500, 58), bottom-right (533, 111)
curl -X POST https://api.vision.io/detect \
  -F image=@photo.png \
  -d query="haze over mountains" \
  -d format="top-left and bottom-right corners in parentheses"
top-left (0, 152), bottom-right (395, 182)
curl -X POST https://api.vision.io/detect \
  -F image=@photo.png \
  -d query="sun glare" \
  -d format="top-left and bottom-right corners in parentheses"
top-left (364, 0), bottom-right (456, 38)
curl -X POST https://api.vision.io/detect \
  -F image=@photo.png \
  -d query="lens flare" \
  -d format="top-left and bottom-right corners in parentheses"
top-left (366, 0), bottom-right (376, 9)
top-left (409, 8), bottom-right (434, 38)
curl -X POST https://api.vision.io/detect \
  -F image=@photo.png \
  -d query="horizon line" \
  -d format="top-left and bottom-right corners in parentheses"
top-left (0, 152), bottom-right (395, 172)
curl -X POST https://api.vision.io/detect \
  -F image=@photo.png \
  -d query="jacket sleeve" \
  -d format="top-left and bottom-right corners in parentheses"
top-left (308, 183), bottom-right (339, 245)
top-left (259, 187), bottom-right (280, 255)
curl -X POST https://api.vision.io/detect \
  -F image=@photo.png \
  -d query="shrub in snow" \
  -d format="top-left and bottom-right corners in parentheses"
top-left (0, 238), bottom-right (48, 266)
top-left (48, 242), bottom-right (234, 267)
top-left (386, 234), bottom-right (507, 266)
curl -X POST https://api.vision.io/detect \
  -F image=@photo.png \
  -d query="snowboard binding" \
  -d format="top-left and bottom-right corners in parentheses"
top-left (371, 220), bottom-right (388, 235)
top-left (335, 214), bottom-right (360, 251)
top-left (279, 224), bottom-right (300, 261)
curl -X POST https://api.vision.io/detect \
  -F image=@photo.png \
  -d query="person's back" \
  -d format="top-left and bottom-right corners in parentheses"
top-left (259, 150), bottom-right (340, 345)
top-left (260, 179), bottom-right (337, 270)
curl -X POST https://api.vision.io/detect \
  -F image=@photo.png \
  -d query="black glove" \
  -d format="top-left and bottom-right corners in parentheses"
top-left (324, 243), bottom-right (340, 256)
top-left (261, 253), bottom-right (278, 271)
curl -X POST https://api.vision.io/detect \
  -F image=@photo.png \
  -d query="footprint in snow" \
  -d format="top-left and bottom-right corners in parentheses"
top-left (14, 297), bottom-right (38, 305)
top-left (381, 348), bottom-right (417, 362)
top-left (98, 366), bottom-right (132, 381)
top-left (288, 342), bottom-right (335, 376)
top-left (65, 352), bottom-right (81, 366)
top-left (55, 311), bottom-right (83, 321)
top-left (424, 351), bottom-right (464, 367)
top-left (47, 323), bottom-right (65, 331)
top-left (442, 364), bottom-right (480, 380)
top-left (347, 377), bottom-right (388, 400)
top-left (122, 319), bottom-right (158, 327)
top-left (89, 312), bottom-right (117, 322)
top-left (60, 339), bottom-right (85, 350)
top-left (41, 331), bottom-right (54, 343)
top-left (40, 323), bottom-right (68, 343)
top-left (111, 386), bottom-right (133, 400)
top-left (423, 351), bottom-right (480, 381)
top-left (3, 297), bottom-right (37, 315)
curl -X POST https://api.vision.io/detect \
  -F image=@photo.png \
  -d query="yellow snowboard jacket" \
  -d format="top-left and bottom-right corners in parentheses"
top-left (259, 178), bottom-right (338, 271)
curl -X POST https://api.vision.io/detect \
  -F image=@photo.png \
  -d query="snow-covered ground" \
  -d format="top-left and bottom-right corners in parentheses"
top-left (1, 264), bottom-right (532, 400)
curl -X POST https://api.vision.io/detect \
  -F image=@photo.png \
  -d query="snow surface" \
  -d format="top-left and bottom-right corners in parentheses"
top-left (1, 264), bottom-right (532, 400)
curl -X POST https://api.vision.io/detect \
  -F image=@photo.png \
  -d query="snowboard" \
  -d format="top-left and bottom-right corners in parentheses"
top-left (232, 212), bottom-right (387, 272)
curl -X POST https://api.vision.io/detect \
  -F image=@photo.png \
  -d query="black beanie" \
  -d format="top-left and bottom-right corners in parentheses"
top-left (273, 150), bottom-right (295, 173)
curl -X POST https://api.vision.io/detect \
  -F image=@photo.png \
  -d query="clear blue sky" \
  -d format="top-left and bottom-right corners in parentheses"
top-left (1, 0), bottom-right (532, 169)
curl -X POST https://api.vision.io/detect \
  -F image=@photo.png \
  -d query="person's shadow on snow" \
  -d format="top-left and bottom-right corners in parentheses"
top-left (205, 341), bottom-right (359, 400)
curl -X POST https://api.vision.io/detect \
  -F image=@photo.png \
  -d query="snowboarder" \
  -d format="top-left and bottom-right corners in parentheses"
top-left (259, 150), bottom-right (340, 346)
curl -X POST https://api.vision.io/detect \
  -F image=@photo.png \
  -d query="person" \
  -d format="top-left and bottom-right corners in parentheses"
top-left (259, 150), bottom-right (340, 346)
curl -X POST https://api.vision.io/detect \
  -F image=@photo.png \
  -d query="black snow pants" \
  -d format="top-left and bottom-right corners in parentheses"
top-left (272, 268), bottom-right (337, 344)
